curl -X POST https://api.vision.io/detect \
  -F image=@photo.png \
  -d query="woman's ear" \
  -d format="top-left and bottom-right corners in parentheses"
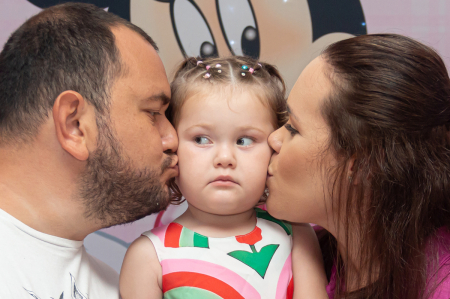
top-left (346, 155), bottom-right (359, 185)
top-left (52, 90), bottom-right (96, 161)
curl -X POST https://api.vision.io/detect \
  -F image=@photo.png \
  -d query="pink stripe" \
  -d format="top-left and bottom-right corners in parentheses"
top-left (151, 224), bottom-right (168, 244)
top-left (276, 253), bottom-right (292, 299)
top-left (153, 210), bottom-right (165, 228)
top-left (161, 259), bottom-right (261, 299)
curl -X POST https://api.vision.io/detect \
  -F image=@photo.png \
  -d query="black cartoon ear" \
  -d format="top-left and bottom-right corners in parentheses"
top-left (156, 0), bottom-right (218, 59)
top-left (307, 0), bottom-right (367, 41)
top-left (27, 0), bottom-right (130, 21)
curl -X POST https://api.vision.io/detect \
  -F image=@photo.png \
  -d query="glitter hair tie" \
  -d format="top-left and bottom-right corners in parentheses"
top-left (241, 64), bottom-right (255, 76)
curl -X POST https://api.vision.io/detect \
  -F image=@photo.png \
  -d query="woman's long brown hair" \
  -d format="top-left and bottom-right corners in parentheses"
top-left (321, 34), bottom-right (450, 298)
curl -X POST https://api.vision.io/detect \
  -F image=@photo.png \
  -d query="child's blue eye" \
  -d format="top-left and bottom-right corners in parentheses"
top-left (195, 136), bottom-right (211, 145)
top-left (236, 137), bottom-right (253, 146)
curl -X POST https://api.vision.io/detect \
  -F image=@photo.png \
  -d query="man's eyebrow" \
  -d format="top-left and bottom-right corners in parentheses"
top-left (147, 93), bottom-right (170, 105)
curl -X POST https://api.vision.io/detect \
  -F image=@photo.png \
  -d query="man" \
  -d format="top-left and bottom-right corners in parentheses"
top-left (0, 3), bottom-right (178, 298)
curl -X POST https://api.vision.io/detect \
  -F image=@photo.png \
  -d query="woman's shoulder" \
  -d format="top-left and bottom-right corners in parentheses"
top-left (432, 227), bottom-right (450, 256)
top-left (315, 226), bottom-right (450, 298)
top-left (426, 227), bottom-right (450, 299)
top-left (427, 227), bottom-right (450, 269)
top-left (312, 226), bottom-right (337, 298)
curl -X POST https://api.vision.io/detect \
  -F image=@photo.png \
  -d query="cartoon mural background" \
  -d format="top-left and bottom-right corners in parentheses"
top-left (0, 0), bottom-right (449, 273)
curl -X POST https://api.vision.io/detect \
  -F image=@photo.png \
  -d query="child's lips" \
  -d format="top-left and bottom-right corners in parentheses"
top-left (210, 175), bottom-right (239, 185)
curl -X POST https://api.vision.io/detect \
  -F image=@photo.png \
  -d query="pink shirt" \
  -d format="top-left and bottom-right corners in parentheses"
top-left (326, 227), bottom-right (450, 298)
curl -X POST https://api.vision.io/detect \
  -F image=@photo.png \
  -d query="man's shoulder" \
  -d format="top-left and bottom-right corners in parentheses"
top-left (0, 209), bottom-right (120, 298)
top-left (85, 250), bottom-right (120, 284)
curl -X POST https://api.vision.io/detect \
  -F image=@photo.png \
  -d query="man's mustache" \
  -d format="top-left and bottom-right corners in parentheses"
top-left (160, 153), bottom-right (177, 174)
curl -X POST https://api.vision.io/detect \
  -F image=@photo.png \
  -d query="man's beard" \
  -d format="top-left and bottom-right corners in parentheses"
top-left (78, 117), bottom-right (173, 228)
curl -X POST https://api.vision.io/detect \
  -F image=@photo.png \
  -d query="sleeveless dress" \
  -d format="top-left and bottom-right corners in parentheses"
top-left (143, 208), bottom-right (294, 299)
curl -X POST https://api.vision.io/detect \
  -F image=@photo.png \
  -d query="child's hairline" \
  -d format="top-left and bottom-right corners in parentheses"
top-left (171, 80), bottom-right (279, 130)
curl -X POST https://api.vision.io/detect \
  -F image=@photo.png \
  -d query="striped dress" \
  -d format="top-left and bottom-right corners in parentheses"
top-left (143, 208), bottom-right (294, 299)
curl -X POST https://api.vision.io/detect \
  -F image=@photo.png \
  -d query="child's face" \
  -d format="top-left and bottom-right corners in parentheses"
top-left (176, 88), bottom-right (275, 216)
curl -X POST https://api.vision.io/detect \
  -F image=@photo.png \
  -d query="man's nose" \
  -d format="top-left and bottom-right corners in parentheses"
top-left (213, 144), bottom-right (236, 169)
top-left (268, 127), bottom-right (283, 154)
top-left (160, 117), bottom-right (178, 154)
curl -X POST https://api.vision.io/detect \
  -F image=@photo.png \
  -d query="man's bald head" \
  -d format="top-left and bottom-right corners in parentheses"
top-left (0, 3), bottom-right (157, 143)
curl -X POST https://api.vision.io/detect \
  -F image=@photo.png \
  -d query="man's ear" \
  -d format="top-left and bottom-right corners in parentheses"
top-left (53, 91), bottom-right (96, 161)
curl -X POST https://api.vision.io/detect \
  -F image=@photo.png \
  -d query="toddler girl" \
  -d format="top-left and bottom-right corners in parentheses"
top-left (120, 56), bottom-right (327, 299)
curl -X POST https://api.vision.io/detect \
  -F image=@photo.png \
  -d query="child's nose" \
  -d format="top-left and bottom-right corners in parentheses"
top-left (213, 144), bottom-right (237, 169)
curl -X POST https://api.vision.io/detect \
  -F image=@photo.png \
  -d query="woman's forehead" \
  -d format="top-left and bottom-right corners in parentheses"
top-left (288, 57), bottom-right (331, 116)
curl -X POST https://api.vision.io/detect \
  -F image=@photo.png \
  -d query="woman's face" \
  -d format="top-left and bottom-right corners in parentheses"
top-left (266, 56), bottom-right (338, 226)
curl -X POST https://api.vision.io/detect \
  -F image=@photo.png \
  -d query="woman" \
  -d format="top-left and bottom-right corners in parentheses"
top-left (266, 34), bottom-right (450, 298)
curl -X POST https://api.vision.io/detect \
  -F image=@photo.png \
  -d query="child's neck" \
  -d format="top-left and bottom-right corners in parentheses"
top-left (175, 205), bottom-right (256, 238)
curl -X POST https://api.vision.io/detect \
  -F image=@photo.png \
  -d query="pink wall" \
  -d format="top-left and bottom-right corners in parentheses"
top-left (361, 0), bottom-right (450, 69)
top-left (2, 1), bottom-right (450, 69)
top-left (0, 0), bottom-right (40, 47)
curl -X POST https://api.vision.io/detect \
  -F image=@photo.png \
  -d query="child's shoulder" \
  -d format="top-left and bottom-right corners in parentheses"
top-left (120, 235), bottom-right (163, 297)
top-left (142, 221), bottom-right (178, 246)
top-left (255, 208), bottom-right (292, 236)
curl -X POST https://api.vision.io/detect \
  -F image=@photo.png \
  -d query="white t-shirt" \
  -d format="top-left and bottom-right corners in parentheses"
top-left (0, 208), bottom-right (119, 299)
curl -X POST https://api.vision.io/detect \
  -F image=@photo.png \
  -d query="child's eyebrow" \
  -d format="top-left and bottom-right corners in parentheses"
top-left (185, 124), bottom-right (213, 131)
top-left (237, 125), bottom-right (267, 135)
top-left (184, 124), bottom-right (267, 135)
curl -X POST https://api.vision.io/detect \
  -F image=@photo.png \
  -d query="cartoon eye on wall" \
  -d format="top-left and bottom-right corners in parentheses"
top-left (216, 0), bottom-right (259, 59)
top-left (157, 0), bottom-right (218, 58)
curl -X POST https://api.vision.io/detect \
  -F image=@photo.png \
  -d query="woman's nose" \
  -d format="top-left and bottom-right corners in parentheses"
top-left (213, 144), bottom-right (237, 169)
top-left (268, 127), bottom-right (283, 154)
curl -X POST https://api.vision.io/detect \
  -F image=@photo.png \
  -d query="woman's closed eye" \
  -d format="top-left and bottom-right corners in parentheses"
top-left (194, 136), bottom-right (212, 145)
top-left (284, 124), bottom-right (299, 136)
top-left (236, 137), bottom-right (254, 146)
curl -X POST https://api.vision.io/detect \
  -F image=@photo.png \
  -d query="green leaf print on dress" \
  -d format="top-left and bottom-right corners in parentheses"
top-left (228, 226), bottom-right (279, 278)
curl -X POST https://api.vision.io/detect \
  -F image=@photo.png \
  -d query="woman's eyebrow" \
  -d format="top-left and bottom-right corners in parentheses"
top-left (286, 104), bottom-right (299, 121)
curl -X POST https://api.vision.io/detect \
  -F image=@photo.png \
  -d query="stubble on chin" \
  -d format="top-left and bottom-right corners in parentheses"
top-left (77, 121), bottom-right (171, 228)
